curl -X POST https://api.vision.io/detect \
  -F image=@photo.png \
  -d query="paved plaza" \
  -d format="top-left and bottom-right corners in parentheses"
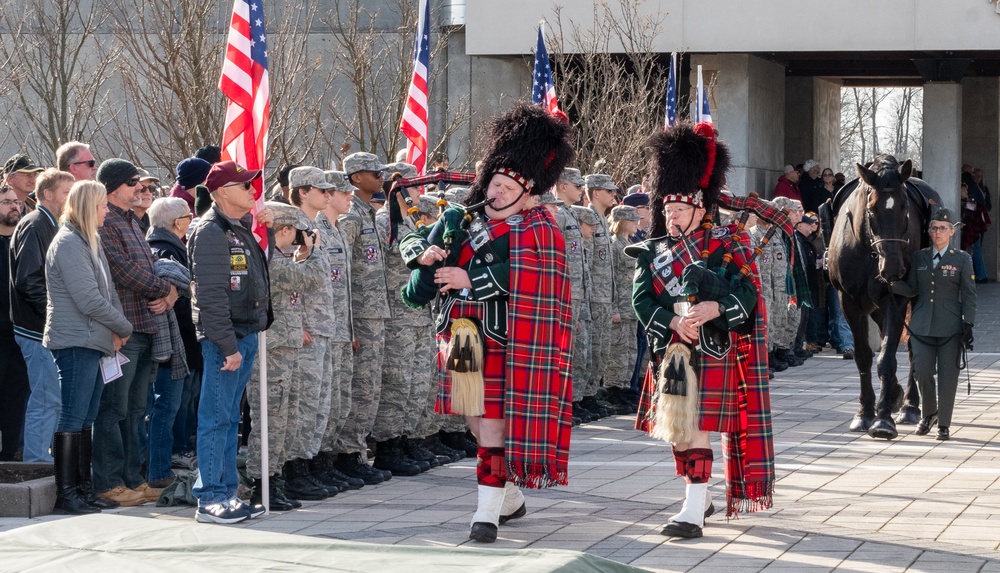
top-left (3, 285), bottom-right (1000, 572)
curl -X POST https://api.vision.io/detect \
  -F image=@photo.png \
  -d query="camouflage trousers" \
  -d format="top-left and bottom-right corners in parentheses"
top-left (571, 299), bottom-right (591, 400)
top-left (605, 317), bottom-right (638, 389)
top-left (372, 321), bottom-right (430, 441)
top-left (339, 318), bottom-right (384, 455)
top-left (407, 325), bottom-right (443, 439)
top-left (767, 293), bottom-right (796, 349)
top-left (285, 335), bottom-right (330, 461)
top-left (246, 346), bottom-right (296, 479)
top-left (323, 341), bottom-right (354, 453)
top-left (587, 301), bottom-right (614, 396)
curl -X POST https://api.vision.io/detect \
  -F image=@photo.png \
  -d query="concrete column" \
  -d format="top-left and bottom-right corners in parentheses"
top-left (961, 77), bottom-right (999, 280)
top-left (922, 83), bottom-right (963, 247)
top-left (784, 77), bottom-right (841, 171)
top-left (690, 54), bottom-right (786, 198)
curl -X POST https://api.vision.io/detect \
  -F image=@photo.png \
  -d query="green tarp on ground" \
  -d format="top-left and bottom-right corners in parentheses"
top-left (0, 514), bottom-right (649, 572)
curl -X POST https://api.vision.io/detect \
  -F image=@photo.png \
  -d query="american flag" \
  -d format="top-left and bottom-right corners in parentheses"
top-left (532, 21), bottom-right (561, 115)
top-left (696, 64), bottom-right (713, 125)
top-left (664, 52), bottom-right (678, 129)
top-left (400, 0), bottom-right (430, 175)
top-left (219, 0), bottom-right (270, 248)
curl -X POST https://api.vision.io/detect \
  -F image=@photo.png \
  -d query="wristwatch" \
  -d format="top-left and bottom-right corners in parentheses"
top-left (717, 301), bottom-right (726, 319)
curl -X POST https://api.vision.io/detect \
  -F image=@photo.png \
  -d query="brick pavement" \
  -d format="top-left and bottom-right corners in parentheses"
top-left (3, 284), bottom-right (1000, 572)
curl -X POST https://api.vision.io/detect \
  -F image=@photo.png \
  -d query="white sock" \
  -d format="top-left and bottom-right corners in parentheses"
top-left (501, 482), bottom-right (524, 517)
top-left (671, 483), bottom-right (708, 527)
top-left (471, 485), bottom-right (505, 526)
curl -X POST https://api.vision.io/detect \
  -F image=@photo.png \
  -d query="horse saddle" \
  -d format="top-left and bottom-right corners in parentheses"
top-left (831, 176), bottom-right (943, 244)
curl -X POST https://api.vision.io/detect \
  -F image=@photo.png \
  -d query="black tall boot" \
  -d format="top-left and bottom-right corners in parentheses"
top-left (54, 432), bottom-right (99, 515)
top-left (78, 427), bottom-right (118, 510)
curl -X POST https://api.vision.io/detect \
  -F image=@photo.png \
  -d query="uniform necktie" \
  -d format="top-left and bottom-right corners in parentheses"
top-left (933, 253), bottom-right (941, 269)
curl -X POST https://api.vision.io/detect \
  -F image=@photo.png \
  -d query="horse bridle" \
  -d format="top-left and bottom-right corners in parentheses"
top-left (864, 208), bottom-right (910, 256)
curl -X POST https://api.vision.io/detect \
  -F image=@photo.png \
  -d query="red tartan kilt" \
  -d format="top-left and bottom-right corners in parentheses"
top-left (434, 302), bottom-right (507, 420)
top-left (635, 351), bottom-right (742, 435)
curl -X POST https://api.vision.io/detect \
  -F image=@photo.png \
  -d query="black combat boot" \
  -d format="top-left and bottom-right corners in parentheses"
top-left (252, 477), bottom-right (296, 511)
top-left (334, 452), bottom-right (385, 485)
top-left (372, 438), bottom-right (421, 477)
top-left (399, 437), bottom-right (434, 471)
top-left (282, 459), bottom-right (328, 501)
top-left (309, 456), bottom-right (349, 493)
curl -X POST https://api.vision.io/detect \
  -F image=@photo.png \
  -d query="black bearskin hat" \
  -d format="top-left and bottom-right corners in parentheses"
top-left (466, 102), bottom-right (575, 205)
top-left (646, 121), bottom-right (731, 238)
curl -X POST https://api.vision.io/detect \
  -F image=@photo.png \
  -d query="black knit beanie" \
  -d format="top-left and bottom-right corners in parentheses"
top-left (96, 159), bottom-right (139, 193)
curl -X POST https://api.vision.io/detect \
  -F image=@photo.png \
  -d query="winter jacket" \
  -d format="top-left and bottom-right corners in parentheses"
top-left (9, 205), bottom-right (58, 339)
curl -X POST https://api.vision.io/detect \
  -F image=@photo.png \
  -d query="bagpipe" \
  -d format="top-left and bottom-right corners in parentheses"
top-left (385, 169), bottom-right (477, 245)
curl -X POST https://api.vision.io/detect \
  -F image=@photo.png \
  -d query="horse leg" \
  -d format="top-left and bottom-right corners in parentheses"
top-left (868, 296), bottom-right (905, 440)
top-left (841, 295), bottom-right (875, 432)
top-left (894, 338), bottom-right (922, 424)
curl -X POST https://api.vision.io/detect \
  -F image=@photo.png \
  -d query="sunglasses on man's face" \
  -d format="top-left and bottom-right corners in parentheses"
top-left (126, 177), bottom-right (141, 187)
top-left (224, 181), bottom-right (253, 191)
top-left (72, 160), bottom-right (96, 168)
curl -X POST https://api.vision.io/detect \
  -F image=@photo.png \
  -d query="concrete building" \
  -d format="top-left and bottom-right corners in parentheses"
top-left (447, 0), bottom-right (1000, 277)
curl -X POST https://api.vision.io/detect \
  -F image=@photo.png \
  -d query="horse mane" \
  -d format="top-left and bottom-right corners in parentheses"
top-left (867, 155), bottom-right (907, 195)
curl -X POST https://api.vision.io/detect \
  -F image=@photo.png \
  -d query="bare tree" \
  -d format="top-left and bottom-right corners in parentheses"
top-left (841, 87), bottom-right (921, 173)
top-left (103, 0), bottom-right (226, 168)
top-left (0, 0), bottom-right (118, 159)
top-left (548, 0), bottom-right (670, 187)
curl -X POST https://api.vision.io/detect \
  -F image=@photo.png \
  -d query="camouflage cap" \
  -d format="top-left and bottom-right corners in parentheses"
top-left (266, 201), bottom-right (312, 231)
top-left (773, 196), bottom-right (803, 212)
top-left (571, 204), bottom-right (600, 226)
top-left (627, 183), bottom-right (643, 194)
top-left (585, 173), bottom-right (619, 191)
top-left (538, 190), bottom-right (563, 206)
top-left (610, 205), bottom-right (642, 222)
top-left (342, 152), bottom-right (386, 176)
top-left (444, 186), bottom-right (471, 205)
top-left (289, 166), bottom-right (333, 190)
top-left (559, 168), bottom-right (586, 186)
top-left (930, 208), bottom-right (956, 224)
top-left (418, 193), bottom-right (442, 215)
top-left (383, 162), bottom-right (418, 179)
top-left (323, 170), bottom-right (357, 193)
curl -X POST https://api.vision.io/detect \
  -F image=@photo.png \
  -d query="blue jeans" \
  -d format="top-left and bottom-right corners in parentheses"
top-left (52, 347), bottom-right (105, 433)
top-left (147, 366), bottom-right (185, 482)
top-left (93, 333), bottom-right (156, 492)
top-left (172, 368), bottom-right (201, 454)
top-left (973, 238), bottom-right (988, 281)
top-left (193, 334), bottom-right (258, 507)
top-left (17, 335), bottom-right (61, 462)
top-left (825, 285), bottom-right (854, 351)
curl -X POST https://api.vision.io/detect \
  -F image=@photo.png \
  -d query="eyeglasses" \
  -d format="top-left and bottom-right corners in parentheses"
top-left (176, 214), bottom-right (193, 221)
top-left (0, 198), bottom-right (23, 208)
top-left (664, 206), bottom-right (694, 216)
top-left (125, 177), bottom-right (141, 187)
top-left (72, 160), bottom-right (96, 168)
top-left (822, 173), bottom-right (834, 177)
top-left (929, 225), bottom-right (952, 233)
top-left (224, 181), bottom-right (253, 191)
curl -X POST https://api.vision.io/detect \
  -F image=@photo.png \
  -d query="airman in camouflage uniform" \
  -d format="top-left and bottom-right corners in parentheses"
top-left (768, 196), bottom-right (806, 368)
top-left (333, 152), bottom-right (393, 485)
top-left (247, 202), bottom-right (327, 510)
top-left (572, 204), bottom-right (601, 417)
top-left (605, 205), bottom-right (641, 411)
top-left (583, 174), bottom-right (620, 412)
top-left (748, 210), bottom-right (793, 371)
top-left (315, 171), bottom-right (363, 489)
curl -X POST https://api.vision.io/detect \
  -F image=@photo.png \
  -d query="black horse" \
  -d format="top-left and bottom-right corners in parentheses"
top-left (827, 155), bottom-right (937, 440)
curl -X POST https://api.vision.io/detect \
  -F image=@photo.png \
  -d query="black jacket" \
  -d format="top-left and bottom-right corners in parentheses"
top-left (148, 226), bottom-right (202, 372)
top-left (188, 206), bottom-right (273, 356)
top-left (9, 205), bottom-right (58, 338)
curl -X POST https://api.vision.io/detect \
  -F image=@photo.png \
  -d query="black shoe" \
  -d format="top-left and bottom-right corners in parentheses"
top-left (768, 368), bottom-right (775, 380)
top-left (841, 349), bottom-right (855, 360)
top-left (283, 460), bottom-right (329, 501)
top-left (77, 428), bottom-right (117, 510)
top-left (322, 459), bottom-right (364, 490)
top-left (424, 434), bottom-right (464, 463)
top-left (441, 431), bottom-right (477, 458)
top-left (373, 439), bottom-right (421, 477)
top-left (572, 402), bottom-right (595, 423)
top-left (469, 522), bottom-right (498, 543)
top-left (581, 396), bottom-right (609, 418)
top-left (794, 348), bottom-right (811, 360)
top-left (334, 453), bottom-right (385, 485)
top-left (53, 432), bottom-right (100, 515)
top-left (397, 437), bottom-right (432, 472)
top-left (196, 502), bottom-right (249, 524)
top-left (403, 437), bottom-right (440, 469)
top-left (604, 387), bottom-right (634, 415)
top-left (309, 457), bottom-right (349, 492)
top-left (915, 414), bottom-right (938, 436)
top-left (778, 348), bottom-right (803, 367)
top-left (499, 503), bottom-right (526, 525)
top-left (936, 426), bottom-right (950, 441)
top-left (768, 351), bottom-right (788, 372)
top-left (705, 503), bottom-right (716, 519)
top-left (660, 521), bottom-right (703, 539)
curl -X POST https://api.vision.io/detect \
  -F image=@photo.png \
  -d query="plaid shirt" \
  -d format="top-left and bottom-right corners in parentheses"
top-left (100, 202), bottom-right (172, 334)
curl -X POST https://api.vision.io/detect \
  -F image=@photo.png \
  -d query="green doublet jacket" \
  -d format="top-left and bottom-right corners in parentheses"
top-left (627, 231), bottom-right (759, 357)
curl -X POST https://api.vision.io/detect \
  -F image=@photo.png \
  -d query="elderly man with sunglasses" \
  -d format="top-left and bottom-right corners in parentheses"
top-left (187, 160), bottom-right (274, 523)
top-left (93, 158), bottom-right (179, 508)
top-left (55, 141), bottom-right (98, 181)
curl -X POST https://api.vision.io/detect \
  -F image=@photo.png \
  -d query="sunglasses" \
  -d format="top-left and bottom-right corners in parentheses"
top-left (224, 181), bottom-right (253, 191)
top-left (72, 160), bottom-right (96, 168)
top-left (126, 177), bottom-right (141, 186)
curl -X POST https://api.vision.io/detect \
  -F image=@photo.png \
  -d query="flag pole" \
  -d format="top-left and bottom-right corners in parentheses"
top-left (696, 64), bottom-right (704, 124)
top-left (258, 331), bottom-right (269, 511)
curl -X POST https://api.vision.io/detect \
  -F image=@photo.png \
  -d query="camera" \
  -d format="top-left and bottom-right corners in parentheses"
top-left (292, 228), bottom-right (317, 246)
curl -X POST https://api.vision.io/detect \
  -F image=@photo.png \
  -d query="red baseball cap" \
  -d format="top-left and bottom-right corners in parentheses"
top-left (205, 160), bottom-right (262, 191)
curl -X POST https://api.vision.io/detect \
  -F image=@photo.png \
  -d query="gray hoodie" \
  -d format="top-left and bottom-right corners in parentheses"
top-left (44, 221), bottom-right (133, 355)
